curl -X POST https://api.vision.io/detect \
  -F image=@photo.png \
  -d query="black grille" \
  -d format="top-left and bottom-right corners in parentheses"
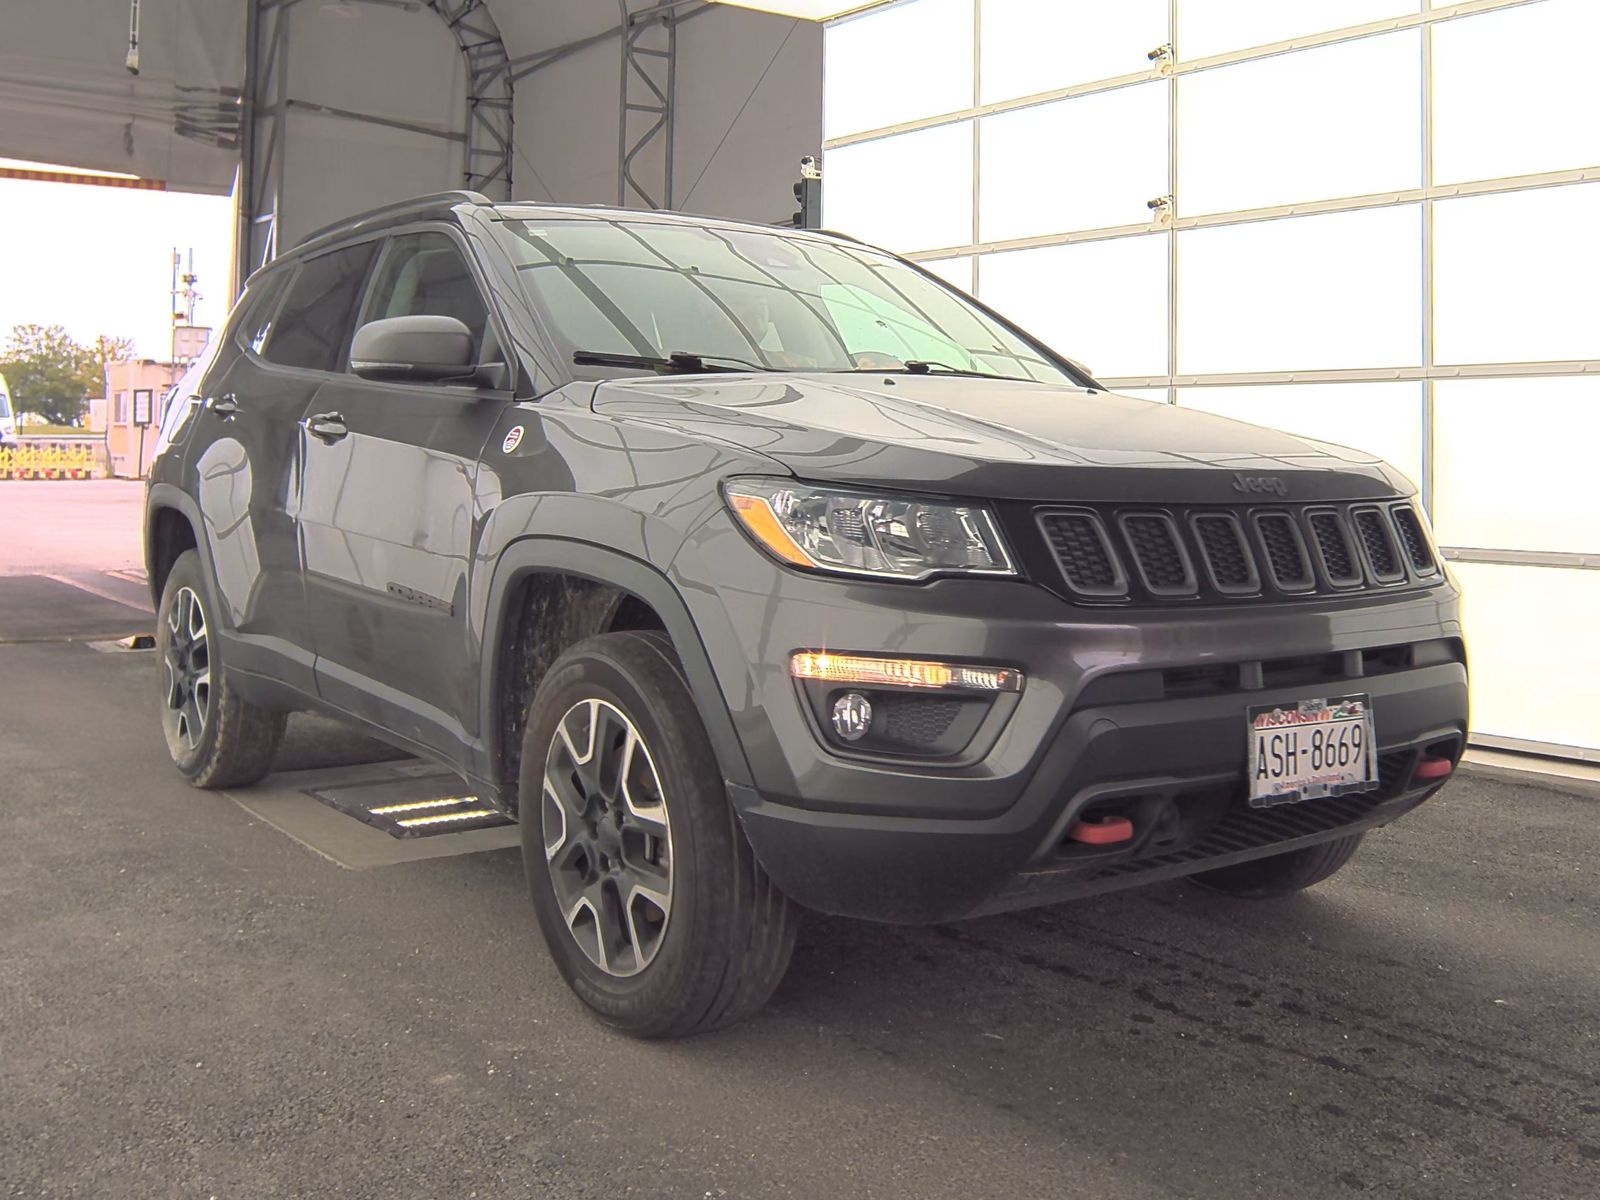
top-left (880, 696), bottom-right (962, 746)
top-left (1120, 514), bottom-right (1195, 594)
top-left (1390, 504), bottom-right (1436, 574)
top-left (1087, 751), bottom-right (1414, 882)
top-left (1352, 508), bottom-right (1404, 582)
top-left (1163, 664), bottom-right (1238, 695)
top-left (1362, 643), bottom-right (1414, 674)
top-left (1192, 513), bottom-right (1256, 592)
top-left (1038, 512), bottom-right (1122, 595)
top-left (1032, 500), bottom-right (1446, 605)
top-left (1254, 512), bottom-right (1314, 591)
top-left (1307, 510), bottom-right (1361, 585)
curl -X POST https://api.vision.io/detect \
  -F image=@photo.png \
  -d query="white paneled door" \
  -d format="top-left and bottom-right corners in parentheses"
top-left (823, 0), bottom-right (1600, 756)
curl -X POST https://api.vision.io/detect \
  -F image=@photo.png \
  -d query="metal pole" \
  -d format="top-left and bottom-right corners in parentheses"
top-left (1420, 12), bottom-right (1437, 517)
top-left (617, 0), bottom-right (630, 207)
top-left (234, 0), bottom-right (261, 298)
top-left (1167, 0), bottom-right (1179, 405)
top-left (969, 0), bottom-right (981, 299)
top-left (664, 10), bottom-right (676, 207)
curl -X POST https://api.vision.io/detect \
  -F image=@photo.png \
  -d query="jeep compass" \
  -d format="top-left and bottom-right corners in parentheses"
top-left (145, 192), bottom-right (1467, 1037)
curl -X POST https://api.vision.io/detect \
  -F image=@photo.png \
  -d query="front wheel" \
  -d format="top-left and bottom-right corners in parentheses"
top-left (519, 631), bottom-right (798, 1038)
top-left (1189, 833), bottom-right (1365, 898)
top-left (156, 549), bottom-right (286, 788)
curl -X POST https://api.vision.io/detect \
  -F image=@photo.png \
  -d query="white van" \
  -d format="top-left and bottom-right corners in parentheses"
top-left (0, 372), bottom-right (17, 445)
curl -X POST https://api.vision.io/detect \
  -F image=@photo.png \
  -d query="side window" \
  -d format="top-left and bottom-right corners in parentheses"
top-left (262, 242), bottom-right (379, 372)
top-left (362, 232), bottom-right (494, 359)
top-left (231, 268), bottom-right (292, 355)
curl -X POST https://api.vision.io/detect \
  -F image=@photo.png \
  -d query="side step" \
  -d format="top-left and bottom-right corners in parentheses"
top-left (306, 772), bottom-right (512, 840)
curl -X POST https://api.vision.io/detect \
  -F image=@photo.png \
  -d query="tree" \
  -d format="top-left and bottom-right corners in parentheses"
top-left (0, 325), bottom-right (135, 427)
top-left (88, 334), bottom-right (138, 386)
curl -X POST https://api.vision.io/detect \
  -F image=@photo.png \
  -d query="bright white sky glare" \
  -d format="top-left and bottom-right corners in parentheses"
top-left (0, 159), bottom-right (235, 361)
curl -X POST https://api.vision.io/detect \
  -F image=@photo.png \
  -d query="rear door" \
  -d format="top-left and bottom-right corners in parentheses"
top-left (185, 246), bottom-right (375, 691)
top-left (297, 227), bottom-right (513, 761)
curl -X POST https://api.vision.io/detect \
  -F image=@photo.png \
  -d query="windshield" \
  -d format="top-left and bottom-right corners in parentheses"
top-left (496, 217), bottom-right (1078, 385)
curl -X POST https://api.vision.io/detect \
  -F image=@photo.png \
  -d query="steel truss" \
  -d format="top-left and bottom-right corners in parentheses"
top-left (235, 0), bottom-right (512, 289)
top-left (617, 0), bottom-right (679, 209)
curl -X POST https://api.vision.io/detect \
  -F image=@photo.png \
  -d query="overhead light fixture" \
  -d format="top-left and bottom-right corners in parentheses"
top-left (704, 1), bottom-right (889, 20)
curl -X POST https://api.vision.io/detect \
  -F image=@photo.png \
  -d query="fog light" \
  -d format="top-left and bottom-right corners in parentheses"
top-left (831, 691), bottom-right (873, 741)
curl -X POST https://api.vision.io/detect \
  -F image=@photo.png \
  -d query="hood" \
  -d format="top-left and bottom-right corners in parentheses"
top-left (590, 373), bottom-right (1411, 504)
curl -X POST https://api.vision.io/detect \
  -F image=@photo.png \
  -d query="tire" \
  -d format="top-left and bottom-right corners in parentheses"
top-left (155, 549), bottom-right (286, 789)
top-left (519, 630), bottom-right (798, 1038)
top-left (1189, 832), bottom-right (1365, 898)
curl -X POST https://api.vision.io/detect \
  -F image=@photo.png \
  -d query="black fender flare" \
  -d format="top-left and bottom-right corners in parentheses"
top-left (477, 537), bottom-right (754, 794)
top-left (144, 483), bottom-right (213, 612)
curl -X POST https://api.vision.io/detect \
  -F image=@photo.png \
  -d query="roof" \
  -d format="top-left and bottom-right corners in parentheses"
top-left (290, 190), bottom-right (854, 260)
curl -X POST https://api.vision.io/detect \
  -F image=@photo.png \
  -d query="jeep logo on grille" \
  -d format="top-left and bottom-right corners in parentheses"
top-left (1232, 473), bottom-right (1288, 496)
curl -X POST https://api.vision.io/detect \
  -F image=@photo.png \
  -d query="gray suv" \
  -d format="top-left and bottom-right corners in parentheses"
top-left (145, 192), bottom-right (1468, 1037)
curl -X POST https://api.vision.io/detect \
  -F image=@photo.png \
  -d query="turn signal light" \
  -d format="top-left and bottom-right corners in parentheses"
top-left (790, 651), bottom-right (1023, 693)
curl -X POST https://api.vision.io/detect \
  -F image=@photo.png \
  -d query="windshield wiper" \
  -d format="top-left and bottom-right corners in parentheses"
top-left (904, 359), bottom-right (998, 378)
top-left (573, 349), bottom-right (772, 375)
top-left (832, 360), bottom-right (1028, 382)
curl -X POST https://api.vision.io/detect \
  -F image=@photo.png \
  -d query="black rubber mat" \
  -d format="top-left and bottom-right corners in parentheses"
top-left (0, 575), bottom-right (152, 642)
top-left (306, 771), bottom-right (513, 839)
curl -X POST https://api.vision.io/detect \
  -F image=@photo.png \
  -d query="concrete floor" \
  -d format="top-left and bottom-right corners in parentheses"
top-left (1, 485), bottom-right (1597, 1199)
top-left (0, 480), bottom-right (147, 577)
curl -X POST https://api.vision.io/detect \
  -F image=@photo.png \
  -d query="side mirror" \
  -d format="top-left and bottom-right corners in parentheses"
top-left (350, 315), bottom-right (476, 384)
top-left (1064, 357), bottom-right (1095, 381)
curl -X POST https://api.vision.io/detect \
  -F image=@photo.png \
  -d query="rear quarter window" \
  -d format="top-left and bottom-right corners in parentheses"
top-left (230, 269), bottom-right (293, 356)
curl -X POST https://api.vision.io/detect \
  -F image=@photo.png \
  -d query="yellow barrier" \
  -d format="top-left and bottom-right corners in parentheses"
top-left (0, 443), bottom-right (98, 480)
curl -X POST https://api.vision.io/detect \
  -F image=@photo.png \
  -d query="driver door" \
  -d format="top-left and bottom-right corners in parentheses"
top-left (298, 228), bottom-right (513, 762)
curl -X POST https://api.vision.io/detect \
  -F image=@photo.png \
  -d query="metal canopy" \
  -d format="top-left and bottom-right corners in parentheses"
top-left (0, 0), bottom-right (245, 193)
top-left (0, 0), bottom-right (821, 291)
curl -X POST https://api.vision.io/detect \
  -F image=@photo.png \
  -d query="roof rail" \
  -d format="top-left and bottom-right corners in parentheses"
top-left (293, 190), bottom-right (494, 252)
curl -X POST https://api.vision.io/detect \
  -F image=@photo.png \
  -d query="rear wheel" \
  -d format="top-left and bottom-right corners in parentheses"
top-left (156, 550), bottom-right (286, 788)
top-left (1189, 833), bottom-right (1364, 898)
top-left (520, 630), bottom-right (798, 1038)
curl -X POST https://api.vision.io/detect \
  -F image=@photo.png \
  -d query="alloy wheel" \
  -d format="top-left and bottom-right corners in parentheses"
top-left (162, 585), bottom-right (211, 751)
top-left (541, 698), bottom-right (674, 978)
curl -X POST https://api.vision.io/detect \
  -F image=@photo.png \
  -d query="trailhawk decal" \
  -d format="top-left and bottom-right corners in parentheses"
top-left (502, 425), bottom-right (525, 454)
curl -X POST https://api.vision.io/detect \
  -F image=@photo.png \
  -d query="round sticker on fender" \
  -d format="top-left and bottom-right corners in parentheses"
top-left (502, 425), bottom-right (524, 454)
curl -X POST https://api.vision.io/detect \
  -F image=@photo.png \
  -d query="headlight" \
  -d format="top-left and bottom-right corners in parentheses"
top-left (724, 479), bottom-right (1015, 580)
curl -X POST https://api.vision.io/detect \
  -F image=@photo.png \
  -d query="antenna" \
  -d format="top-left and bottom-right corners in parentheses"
top-left (170, 248), bottom-right (205, 365)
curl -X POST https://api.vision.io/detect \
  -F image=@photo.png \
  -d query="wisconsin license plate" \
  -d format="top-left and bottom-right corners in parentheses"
top-left (1247, 695), bottom-right (1377, 807)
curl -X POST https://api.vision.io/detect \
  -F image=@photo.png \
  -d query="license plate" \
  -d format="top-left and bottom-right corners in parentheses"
top-left (1247, 694), bottom-right (1376, 807)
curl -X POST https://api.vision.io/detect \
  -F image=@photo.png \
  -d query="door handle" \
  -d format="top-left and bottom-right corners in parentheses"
top-left (208, 394), bottom-right (241, 417)
top-left (302, 412), bottom-right (348, 443)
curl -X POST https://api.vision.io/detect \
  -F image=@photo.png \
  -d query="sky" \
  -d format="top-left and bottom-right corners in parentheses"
top-left (0, 159), bottom-right (236, 362)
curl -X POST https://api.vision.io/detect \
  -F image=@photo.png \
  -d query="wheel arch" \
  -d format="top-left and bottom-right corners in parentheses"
top-left (144, 484), bottom-right (208, 611)
top-left (479, 538), bottom-right (753, 816)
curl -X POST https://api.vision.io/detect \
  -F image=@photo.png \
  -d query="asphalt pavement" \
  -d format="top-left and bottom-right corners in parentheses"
top-left (1, 484), bottom-right (1596, 1199)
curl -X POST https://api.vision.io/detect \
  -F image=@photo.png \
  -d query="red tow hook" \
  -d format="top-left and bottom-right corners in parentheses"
top-left (1414, 755), bottom-right (1455, 781)
top-left (1067, 814), bottom-right (1135, 845)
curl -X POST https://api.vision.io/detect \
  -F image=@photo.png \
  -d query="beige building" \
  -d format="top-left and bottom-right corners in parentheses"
top-left (104, 359), bottom-right (179, 479)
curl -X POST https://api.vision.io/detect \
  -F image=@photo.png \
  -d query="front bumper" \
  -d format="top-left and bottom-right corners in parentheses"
top-left (735, 670), bottom-right (1464, 922)
top-left (673, 516), bottom-right (1468, 923)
